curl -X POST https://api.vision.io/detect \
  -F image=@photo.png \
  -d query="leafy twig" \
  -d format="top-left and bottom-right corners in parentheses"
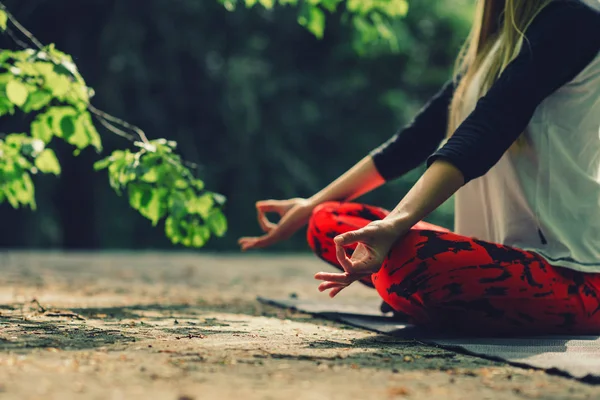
top-left (0, 1), bottom-right (152, 146)
top-left (0, 1), bottom-right (202, 169)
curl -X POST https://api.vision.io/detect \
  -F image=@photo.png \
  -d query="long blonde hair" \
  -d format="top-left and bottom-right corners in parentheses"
top-left (448, 0), bottom-right (554, 136)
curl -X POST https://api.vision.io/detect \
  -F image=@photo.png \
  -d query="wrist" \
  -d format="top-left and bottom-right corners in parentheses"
top-left (382, 212), bottom-right (416, 236)
top-left (303, 197), bottom-right (320, 210)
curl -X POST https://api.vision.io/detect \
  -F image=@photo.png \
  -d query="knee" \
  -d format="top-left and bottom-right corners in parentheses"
top-left (308, 202), bottom-right (341, 233)
top-left (306, 201), bottom-right (341, 250)
top-left (311, 201), bottom-right (342, 219)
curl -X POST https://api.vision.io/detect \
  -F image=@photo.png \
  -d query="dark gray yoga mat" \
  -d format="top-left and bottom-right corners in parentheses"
top-left (258, 296), bottom-right (600, 381)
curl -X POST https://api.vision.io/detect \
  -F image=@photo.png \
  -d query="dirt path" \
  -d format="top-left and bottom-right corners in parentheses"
top-left (0, 252), bottom-right (598, 400)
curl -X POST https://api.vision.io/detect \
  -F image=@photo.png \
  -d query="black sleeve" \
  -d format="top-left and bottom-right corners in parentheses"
top-left (427, 0), bottom-right (600, 184)
top-left (369, 80), bottom-right (455, 181)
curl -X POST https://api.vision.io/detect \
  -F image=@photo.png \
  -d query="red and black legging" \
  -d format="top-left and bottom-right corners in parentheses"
top-left (307, 201), bottom-right (600, 335)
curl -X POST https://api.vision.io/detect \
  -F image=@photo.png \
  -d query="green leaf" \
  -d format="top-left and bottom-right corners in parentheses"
top-left (165, 216), bottom-right (182, 244)
top-left (128, 182), bottom-right (153, 210)
top-left (0, 97), bottom-right (15, 117)
top-left (187, 193), bottom-right (213, 217)
top-left (145, 188), bottom-right (168, 226)
top-left (258, 0), bottom-right (274, 8)
top-left (191, 179), bottom-right (205, 191)
top-left (3, 185), bottom-right (19, 208)
top-left (35, 149), bottom-right (61, 175)
top-left (23, 90), bottom-right (52, 112)
top-left (33, 62), bottom-right (55, 77)
top-left (140, 168), bottom-right (159, 183)
top-left (0, 73), bottom-right (12, 83)
top-left (14, 61), bottom-right (40, 76)
top-left (45, 73), bottom-right (70, 97)
top-left (48, 107), bottom-right (93, 150)
top-left (106, 151), bottom-right (128, 191)
top-left (380, 0), bottom-right (409, 17)
top-left (155, 163), bottom-right (177, 187)
top-left (6, 79), bottom-right (29, 107)
top-left (298, 6), bottom-right (325, 39)
top-left (128, 184), bottom-right (167, 226)
top-left (192, 224), bottom-right (211, 247)
top-left (21, 173), bottom-right (36, 209)
top-left (0, 10), bottom-right (7, 31)
top-left (168, 190), bottom-right (188, 218)
top-left (174, 179), bottom-right (189, 189)
top-left (78, 112), bottom-right (102, 151)
top-left (207, 209), bottom-right (227, 237)
top-left (93, 156), bottom-right (112, 171)
top-left (60, 114), bottom-right (77, 139)
top-left (31, 118), bottom-right (53, 144)
top-left (320, 0), bottom-right (341, 12)
top-left (8, 172), bottom-right (36, 210)
top-left (48, 106), bottom-right (77, 135)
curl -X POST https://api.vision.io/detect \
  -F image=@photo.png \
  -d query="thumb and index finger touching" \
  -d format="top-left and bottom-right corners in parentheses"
top-left (334, 227), bottom-right (372, 247)
top-left (256, 200), bottom-right (290, 215)
top-left (256, 200), bottom-right (284, 233)
top-left (334, 227), bottom-right (376, 273)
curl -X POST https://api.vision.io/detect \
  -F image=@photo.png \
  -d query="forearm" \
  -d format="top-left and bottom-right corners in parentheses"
top-left (384, 160), bottom-right (464, 231)
top-left (307, 156), bottom-right (385, 206)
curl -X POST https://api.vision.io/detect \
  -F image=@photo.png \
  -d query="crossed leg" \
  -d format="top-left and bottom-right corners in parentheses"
top-left (307, 201), bottom-right (600, 334)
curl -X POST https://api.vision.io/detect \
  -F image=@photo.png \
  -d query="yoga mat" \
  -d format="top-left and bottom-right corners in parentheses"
top-left (258, 296), bottom-right (600, 382)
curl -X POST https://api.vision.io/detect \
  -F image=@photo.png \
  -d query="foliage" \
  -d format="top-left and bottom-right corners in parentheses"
top-left (219, 0), bottom-right (410, 53)
top-left (0, 7), bottom-right (226, 247)
top-left (93, 140), bottom-right (227, 246)
top-left (0, 133), bottom-right (58, 209)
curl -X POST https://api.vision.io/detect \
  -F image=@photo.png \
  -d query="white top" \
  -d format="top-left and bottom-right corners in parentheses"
top-left (454, 0), bottom-right (600, 272)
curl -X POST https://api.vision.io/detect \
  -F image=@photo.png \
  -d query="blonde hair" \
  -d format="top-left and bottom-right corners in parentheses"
top-left (448, 0), bottom-right (554, 137)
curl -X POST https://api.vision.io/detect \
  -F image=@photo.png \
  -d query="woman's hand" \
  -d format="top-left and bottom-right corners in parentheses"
top-left (314, 219), bottom-right (408, 297)
top-left (238, 198), bottom-right (314, 251)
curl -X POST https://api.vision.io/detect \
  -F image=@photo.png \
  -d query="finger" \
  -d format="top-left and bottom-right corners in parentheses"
top-left (314, 272), bottom-right (353, 284)
top-left (257, 209), bottom-right (276, 233)
top-left (318, 281), bottom-right (348, 292)
top-left (256, 200), bottom-right (280, 213)
top-left (238, 234), bottom-right (274, 251)
top-left (238, 237), bottom-right (254, 246)
top-left (329, 286), bottom-right (346, 298)
top-left (334, 228), bottom-right (369, 246)
top-left (248, 233), bottom-right (279, 250)
top-left (238, 237), bottom-right (257, 251)
top-left (335, 242), bottom-right (354, 272)
top-left (350, 257), bottom-right (381, 273)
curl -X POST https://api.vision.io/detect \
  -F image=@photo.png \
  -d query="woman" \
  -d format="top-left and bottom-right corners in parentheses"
top-left (239, 0), bottom-right (600, 334)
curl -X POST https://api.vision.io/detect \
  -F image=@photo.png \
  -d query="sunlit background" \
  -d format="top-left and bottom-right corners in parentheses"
top-left (0, 0), bottom-right (474, 251)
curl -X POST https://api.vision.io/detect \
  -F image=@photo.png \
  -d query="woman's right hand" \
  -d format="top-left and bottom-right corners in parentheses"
top-left (238, 198), bottom-right (314, 251)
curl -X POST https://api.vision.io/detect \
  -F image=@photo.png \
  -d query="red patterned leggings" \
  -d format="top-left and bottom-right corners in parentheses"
top-left (307, 202), bottom-right (600, 335)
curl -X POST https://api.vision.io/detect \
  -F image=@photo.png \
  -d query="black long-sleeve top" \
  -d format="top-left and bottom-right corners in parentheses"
top-left (370, 0), bottom-right (600, 184)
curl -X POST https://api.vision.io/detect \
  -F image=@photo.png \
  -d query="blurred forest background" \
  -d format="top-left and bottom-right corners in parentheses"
top-left (0, 0), bottom-right (473, 251)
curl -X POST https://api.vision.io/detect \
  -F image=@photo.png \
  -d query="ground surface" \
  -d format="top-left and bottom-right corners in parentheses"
top-left (0, 252), bottom-right (598, 400)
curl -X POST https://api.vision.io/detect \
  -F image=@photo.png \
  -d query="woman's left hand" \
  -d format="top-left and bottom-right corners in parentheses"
top-left (314, 219), bottom-right (407, 297)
